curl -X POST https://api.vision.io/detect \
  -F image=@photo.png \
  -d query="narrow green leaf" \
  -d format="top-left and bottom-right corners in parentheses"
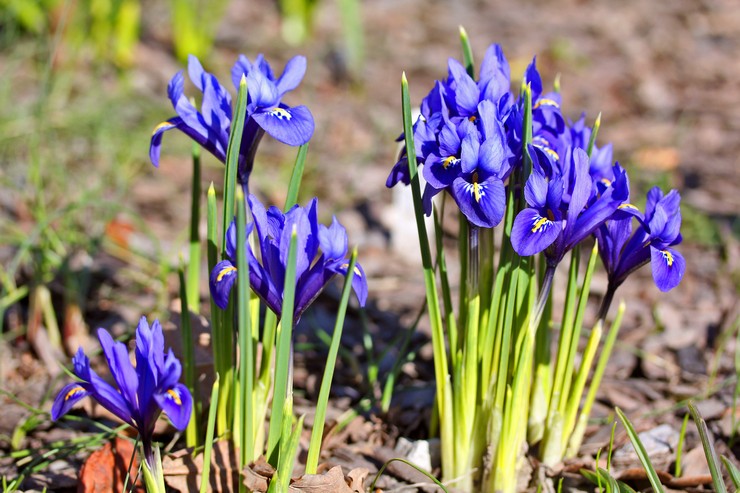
top-left (721, 456), bottom-right (740, 489)
top-left (586, 113), bottom-right (602, 158)
top-left (266, 227), bottom-right (299, 464)
top-left (284, 144), bottom-right (308, 211)
top-left (459, 26), bottom-right (475, 78)
top-left (688, 401), bottom-right (728, 493)
top-left (187, 141), bottom-right (202, 314)
top-left (675, 412), bottom-right (689, 477)
top-left (401, 72), bottom-right (451, 476)
top-left (222, 75), bottom-right (248, 244)
top-left (615, 407), bottom-right (665, 493)
top-left (199, 377), bottom-right (221, 493)
top-left (178, 265), bottom-right (199, 448)
top-left (236, 188), bottom-right (254, 466)
top-left (305, 249), bottom-right (358, 474)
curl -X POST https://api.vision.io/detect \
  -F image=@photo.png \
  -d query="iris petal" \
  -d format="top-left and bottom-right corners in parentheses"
top-left (209, 260), bottom-right (238, 310)
top-left (252, 105), bottom-right (314, 146)
top-left (51, 383), bottom-right (90, 421)
top-left (276, 56), bottom-right (307, 95)
top-left (155, 383), bottom-right (193, 431)
top-left (97, 329), bottom-right (139, 412)
top-left (511, 208), bottom-right (562, 256)
top-left (451, 175), bottom-right (506, 228)
top-left (650, 246), bottom-right (685, 292)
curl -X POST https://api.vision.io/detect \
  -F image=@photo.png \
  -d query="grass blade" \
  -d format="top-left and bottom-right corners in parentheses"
top-left (721, 456), bottom-right (740, 489)
top-left (674, 412), bottom-right (689, 477)
top-left (688, 401), bottom-right (727, 493)
top-left (615, 407), bottom-right (665, 493)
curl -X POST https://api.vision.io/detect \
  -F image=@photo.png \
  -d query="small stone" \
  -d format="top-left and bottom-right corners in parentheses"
top-left (394, 437), bottom-right (433, 472)
top-left (613, 423), bottom-right (678, 471)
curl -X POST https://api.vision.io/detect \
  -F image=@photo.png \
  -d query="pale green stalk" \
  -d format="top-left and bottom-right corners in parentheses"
top-left (305, 249), bottom-right (358, 474)
top-left (566, 302), bottom-right (625, 457)
top-left (561, 319), bottom-right (601, 452)
top-left (558, 244), bottom-right (599, 413)
top-left (141, 447), bottom-right (167, 493)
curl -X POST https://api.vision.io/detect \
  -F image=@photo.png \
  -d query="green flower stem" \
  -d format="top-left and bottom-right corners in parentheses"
top-left (142, 445), bottom-right (167, 493)
top-left (305, 249), bottom-right (359, 474)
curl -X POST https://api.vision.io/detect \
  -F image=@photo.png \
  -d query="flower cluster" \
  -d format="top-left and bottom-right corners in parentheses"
top-left (388, 45), bottom-right (685, 292)
top-left (52, 318), bottom-right (192, 458)
top-left (209, 195), bottom-right (368, 323)
top-left (150, 54), bottom-right (315, 187)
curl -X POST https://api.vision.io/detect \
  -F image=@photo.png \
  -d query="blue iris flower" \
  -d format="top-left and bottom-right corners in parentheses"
top-left (150, 54), bottom-right (314, 186)
top-left (209, 195), bottom-right (368, 323)
top-left (386, 44), bottom-right (514, 190)
top-left (595, 187), bottom-right (685, 292)
top-left (511, 146), bottom-right (629, 265)
top-left (52, 318), bottom-right (192, 463)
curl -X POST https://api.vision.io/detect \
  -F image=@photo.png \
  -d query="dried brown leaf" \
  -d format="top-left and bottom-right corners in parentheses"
top-left (78, 437), bottom-right (142, 493)
top-left (163, 440), bottom-right (240, 493)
